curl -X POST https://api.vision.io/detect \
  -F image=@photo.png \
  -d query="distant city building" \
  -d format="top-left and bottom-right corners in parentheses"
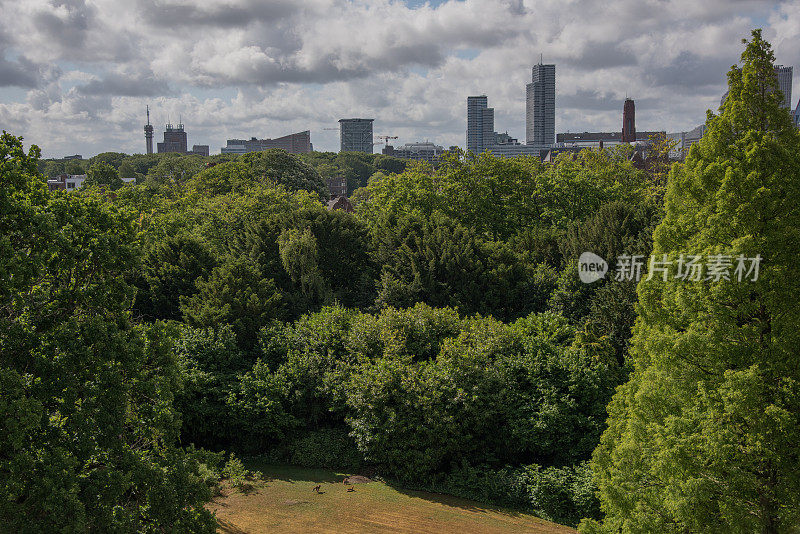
top-left (466, 95), bottom-right (541, 155)
top-left (221, 131), bottom-right (312, 154)
top-left (47, 173), bottom-right (86, 192)
top-left (622, 99), bottom-right (636, 142)
top-left (557, 131), bottom-right (663, 147)
top-left (484, 144), bottom-right (550, 157)
top-left (526, 62), bottom-right (556, 145)
top-left (494, 132), bottom-right (518, 145)
top-left (46, 173), bottom-right (135, 192)
top-left (327, 196), bottom-right (354, 213)
top-left (191, 145), bottom-right (210, 157)
top-left (466, 96), bottom-right (493, 152)
top-left (794, 98), bottom-right (800, 127)
top-left (339, 119), bottom-right (374, 153)
top-left (776, 65), bottom-right (793, 110)
top-left (667, 124), bottom-right (706, 159)
top-left (382, 141), bottom-right (446, 163)
top-left (157, 122), bottom-right (188, 153)
top-left (62, 154), bottom-right (83, 160)
top-left (326, 176), bottom-right (347, 199)
top-left (144, 106), bottom-right (154, 155)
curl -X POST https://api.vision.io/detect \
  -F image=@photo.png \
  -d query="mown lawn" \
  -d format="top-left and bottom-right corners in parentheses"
top-left (207, 464), bottom-right (576, 534)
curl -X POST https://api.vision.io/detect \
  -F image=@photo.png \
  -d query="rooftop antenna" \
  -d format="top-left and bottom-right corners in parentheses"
top-left (146, 105), bottom-right (150, 126)
top-left (540, 53), bottom-right (543, 64)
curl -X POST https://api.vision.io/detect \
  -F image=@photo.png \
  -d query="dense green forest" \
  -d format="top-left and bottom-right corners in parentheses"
top-left (2, 31), bottom-right (798, 533)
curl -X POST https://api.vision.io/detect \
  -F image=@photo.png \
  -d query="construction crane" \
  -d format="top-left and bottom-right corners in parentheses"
top-left (322, 127), bottom-right (338, 131)
top-left (374, 135), bottom-right (398, 147)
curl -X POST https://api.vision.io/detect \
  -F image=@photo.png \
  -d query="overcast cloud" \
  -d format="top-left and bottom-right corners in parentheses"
top-left (0, 0), bottom-right (796, 157)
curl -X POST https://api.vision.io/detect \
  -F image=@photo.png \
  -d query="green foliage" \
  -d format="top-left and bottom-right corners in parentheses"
top-left (375, 213), bottom-right (559, 321)
top-left (135, 234), bottom-right (217, 321)
top-left (181, 258), bottom-right (283, 350)
top-left (584, 30), bottom-right (800, 534)
top-left (278, 227), bottom-right (326, 299)
top-left (0, 133), bottom-right (215, 532)
top-left (39, 159), bottom-right (65, 177)
top-left (88, 151), bottom-right (128, 169)
top-left (301, 151), bottom-right (407, 193)
top-left (85, 161), bottom-right (124, 190)
top-left (190, 149), bottom-right (327, 199)
top-left (222, 453), bottom-right (259, 490)
top-left (145, 153), bottom-right (208, 184)
top-left (235, 205), bottom-right (377, 317)
top-left (284, 428), bottom-right (364, 470)
top-left (344, 310), bottom-right (623, 482)
top-left (359, 149), bottom-right (651, 240)
top-left (173, 325), bottom-right (253, 449)
top-left (118, 161), bottom-right (137, 180)
top-left (520, 462), bottom-right (599, 527)
top-left (64, 159), bottom-right (84, 175)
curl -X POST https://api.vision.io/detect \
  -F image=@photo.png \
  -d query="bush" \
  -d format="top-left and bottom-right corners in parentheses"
top-left (222, 453), bottom-right (260, 491)
top-left (288, 428), bottom-right (364, 470)
top-left (519, 462), bottom-right (599, 527)
top-left (261, 428), bottom-right (365, 471)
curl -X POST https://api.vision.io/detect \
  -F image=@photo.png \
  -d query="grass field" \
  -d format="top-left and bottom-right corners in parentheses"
top-left (207, 464), bottom-right (576, 534)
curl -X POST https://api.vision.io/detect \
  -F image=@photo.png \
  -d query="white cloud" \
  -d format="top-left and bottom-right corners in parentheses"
top-left (0, 0), bottom-right (794, 156)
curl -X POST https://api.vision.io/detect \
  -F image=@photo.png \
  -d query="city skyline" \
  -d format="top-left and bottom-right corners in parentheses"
top-left (1, 0), bottom-right (798, 157)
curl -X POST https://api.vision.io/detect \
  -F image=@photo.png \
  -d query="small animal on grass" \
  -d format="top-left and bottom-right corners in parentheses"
top-left (313, 485), bottom-right (321, 493)
top-left (346, 485), bottom-right (355, 492)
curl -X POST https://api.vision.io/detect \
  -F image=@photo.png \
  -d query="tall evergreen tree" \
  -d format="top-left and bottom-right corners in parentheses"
top-left (581, 30), bottom-right (800, 533)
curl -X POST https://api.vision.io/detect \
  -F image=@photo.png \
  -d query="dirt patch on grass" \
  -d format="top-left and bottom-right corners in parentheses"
top-left (344, 475), bottom-right (372, 484)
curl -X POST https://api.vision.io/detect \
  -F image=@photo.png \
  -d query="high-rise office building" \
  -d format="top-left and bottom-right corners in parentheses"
top-left (157, 122), bottom-right (188, 153)
top-left (622, 99), bottom-right (636, 142)
top-left (466, 96), bottom-right (490, 152)
top-left (339, 119), bottom-right (374, 153)
top-left (794, 98), bottom-right (800, 127)
top-left (466, 95), bottom-right (501, 153)
top-left (526, 62), bottom-right (556, 145)
top-left (775, 65), bottom-right (793, 110)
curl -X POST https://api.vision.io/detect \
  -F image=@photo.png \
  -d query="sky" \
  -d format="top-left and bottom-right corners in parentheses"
top-left (0, 0), bottom-right (798, 158)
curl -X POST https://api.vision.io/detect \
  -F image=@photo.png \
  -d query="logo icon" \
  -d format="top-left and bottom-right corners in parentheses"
top-left (578, 252), bottom-right (608, 283)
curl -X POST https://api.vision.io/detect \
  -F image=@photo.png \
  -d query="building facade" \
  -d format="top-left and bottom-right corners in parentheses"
top-left (157, 123), bottom-right (188, 153)
top-left (325, 176), bottom-right (347, 199)
top-left (221, 131), bottom-right (312, 154)
top-left (46, 173), bottom-right (135, 192)
top-left (666, 124), bottom-right (706, 159)
top-left (191, 145), bottom-right (210, 156)
top-left (775, 65), bottom-right (793, 110)
top-left (339, 119), bottom-right (374, 153)
top-left (622, 99), bottom-right (636, 142)
top-left (557, 131), bottom-right (664, 147)
top-left (382, 141), bottom-right (446, 163)
top-left (466, 96), bottom-right (492, 153)
top-left (526, 63), bottom-right (556, 145)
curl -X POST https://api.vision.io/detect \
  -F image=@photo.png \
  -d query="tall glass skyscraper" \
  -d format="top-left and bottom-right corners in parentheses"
top-left (466, 95), bottom-right (496, 153)
top-left (526, 62), bottom-right (556, 146)
top-left (775, 65), bottom-right (793, 110)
